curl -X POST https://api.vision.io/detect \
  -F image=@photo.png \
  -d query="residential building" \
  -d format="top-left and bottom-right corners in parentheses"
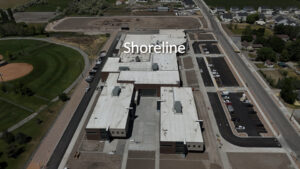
top-left (221, 13), bottom-right (233, 22)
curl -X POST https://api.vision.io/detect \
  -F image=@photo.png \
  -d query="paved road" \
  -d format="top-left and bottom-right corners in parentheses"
top-left (195, 0), bottom-right (300, 157)
top-left (46, 33), bottom-right (121, 169)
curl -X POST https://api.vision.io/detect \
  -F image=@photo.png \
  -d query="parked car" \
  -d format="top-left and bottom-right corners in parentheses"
top-left (85, 75), bottom-right (94, 83)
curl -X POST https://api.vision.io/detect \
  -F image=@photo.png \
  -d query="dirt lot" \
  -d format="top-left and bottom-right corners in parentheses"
top-left (186, 70), bottom-right (199, 87)
top-left (0, 63), bottom-right (33, 81)
top-left (160, 153), bottom-right (221, 169)
top-left (49, 16), bottom-right (201, 33)
top-left (227, 152), bottom-right (292, 169)
top-left (189, 32), bottom-right (215, 41)
top-left (126, 151), bottom-right (155, 169)
top-left (183, 57), bottom-right (194, 69)
top-left (14, 12), bottom-right (56, 23)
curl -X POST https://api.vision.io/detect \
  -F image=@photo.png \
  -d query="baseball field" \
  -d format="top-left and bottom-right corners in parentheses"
top-left (0, 39), bottom-right (84, 130)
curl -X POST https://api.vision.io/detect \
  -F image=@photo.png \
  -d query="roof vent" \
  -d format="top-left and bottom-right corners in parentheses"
top-left (174, 101), bottom-right (182, 113)
top-left (119, 66), bottom-right (130, 71)
top-left (152, 63), bottom-right (159, 71)
top-left (112, 86), bottom-right (121, 96)
top-left (135, 56), bottom-right (141, 62)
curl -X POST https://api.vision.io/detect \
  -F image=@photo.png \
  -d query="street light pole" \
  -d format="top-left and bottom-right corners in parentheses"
top-left (290, 109), bottom-right (296, 121)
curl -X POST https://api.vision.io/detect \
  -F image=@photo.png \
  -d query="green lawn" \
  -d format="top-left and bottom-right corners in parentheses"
top-left (0, 100), bottom-right (64, 169)
top-left (0, 101), bottom-right (31, 131)
top-left (205, 0), bottom-right (300, 8)
top-left (0, 39), bottom-right (84, 110)
top-left (25, 0), bottom-right (72, 12)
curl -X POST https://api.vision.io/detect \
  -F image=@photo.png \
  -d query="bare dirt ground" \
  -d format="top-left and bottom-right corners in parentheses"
top-left (47, 16), bottom-right (201, 33)
top-left (183, 57), bottom-right (194, 69)
top-left (0, 63), bottom-right (33, 81)
top-left (14, 12), bottom-right (56, 23)
top-left (227, 152), bottom-right (292, 169)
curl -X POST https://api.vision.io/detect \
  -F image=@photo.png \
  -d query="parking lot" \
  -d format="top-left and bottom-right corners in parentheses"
top-left (227, 93), bottom-right (266, 136)
top-left (206, 57), bottom-right (239, 87)
top-left (196, 57), bottom-right (213, 86)
top-left (192, 42), bottom-right (221, 55)
top-left (207, 92), bottom-right (280, 147)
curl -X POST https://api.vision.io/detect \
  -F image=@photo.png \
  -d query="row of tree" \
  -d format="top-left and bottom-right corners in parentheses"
top-left (242, 25), bottom-right (300, 62)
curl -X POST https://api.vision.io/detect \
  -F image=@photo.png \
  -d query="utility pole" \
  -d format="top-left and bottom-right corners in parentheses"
top-left (290, 109), bottom-right (296, 121)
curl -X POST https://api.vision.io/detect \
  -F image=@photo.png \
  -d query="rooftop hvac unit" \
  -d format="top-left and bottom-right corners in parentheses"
top-left (174, 101), bottom-right (182, 113)
top-left (119, 66), bottom-right (130, 71)
top-left (152, 63), bottom-right (159, 71)
top-left (112, 86), bottom-right (121, 96)
top-left (135, 56), bottom-right (141, 62)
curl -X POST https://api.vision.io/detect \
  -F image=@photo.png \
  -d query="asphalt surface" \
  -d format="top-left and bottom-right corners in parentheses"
top-left (196, 57), bottom-right (213, 86)
top-left (208, 92), bottom-right (280, 147)
top-left (229, 93), bottom-right (265, 136)
top-left (195, 0), bottom-right (300, 156)
top-left (206, 57), bottom-right (239, 87)
top-left (46, 32), bottom-right (122, 169)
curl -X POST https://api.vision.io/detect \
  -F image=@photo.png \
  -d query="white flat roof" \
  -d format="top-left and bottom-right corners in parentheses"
top-left (102, 53), bottom-right (178, 73)
top-left (86, 73), bottom-right (134, 130)
top-left (160, 87), bottom-right (203, 143)
top-left (121, 32), bottom-right (186, 49)
top-left (118, 71), bottom-right (180, 85)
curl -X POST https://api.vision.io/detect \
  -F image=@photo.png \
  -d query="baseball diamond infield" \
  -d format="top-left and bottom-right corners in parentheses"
top-left (0, 63), bottom-right (33, 82)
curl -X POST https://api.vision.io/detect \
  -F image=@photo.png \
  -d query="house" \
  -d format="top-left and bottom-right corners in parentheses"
top-left (157, 6), bottom-right (169, 12)
top-left (235, 12), bottom-right (248, 22)
top-left (221, 13), bottom-right (233, 22)
top-left (243, 6), bottom-right (256, 14)
top-left (295, 9), bottom-right (300, 15)
top-left (183, 0), bottom-right (195, 8)
top-left (160, 0), bottom-right (179, 2)
top-left (276, 34), bottom-right (290, 41)
top-left (259, 13), bottom-right (266, 20)
top-left (264, 60), bottom-right (274, 68)
top-left (258, 6), bottom-right (273, 15)
top-left (279, 8), bottom-right (290, 15)
top-left (136, 0), bottom-right (147, 2)
top-left (274, 15), bottom-right (297, 26)
top-left (255, 20), bottom-right (266, 26)
top-left (252, 44), bottom-right (263, 49)
top-left (214, 7), bottom-right (226, 14)
top-left (230, 7), bottom-right (240, 13)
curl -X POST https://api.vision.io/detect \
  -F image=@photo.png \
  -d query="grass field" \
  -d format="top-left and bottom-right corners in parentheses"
top-left (0, 100), bottom-right (64, 169)
top-left (0, 39), bottom-right (85, 169)
top-left (0, 39), bottom-right (84, 110)
top-left (0, 0), bottom-right (31, 8)
top-left (226, 23), bottom-right (273, 37)
top-left (204, 0), bottom-right (300, 9)
top-left (0, 101), bottom-right (31, 131)
top-left (25, 0), bottom-right (72, 12)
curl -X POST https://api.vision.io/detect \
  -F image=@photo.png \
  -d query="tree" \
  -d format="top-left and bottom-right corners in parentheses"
top-left (256, 47), bottom-right (277, 62)
top-left (2, 131), bottom-right (15, 144)
top-left (269, 36), bottom-right (285, 53)
top-left (280, 78), bottom-right (297, 104)
top-left (15, 132), bottom-right (31, 144)
top-left (0, 161), bottom-right (8, 169)
top-left (7, 8), bottom-right (15, 23)
top-left (0, 9), bottom-right (9, 23)
top-left (59, 93), bottom-right (70, 102)
top-left (279, 49), bottom-right (290, 62)
top-left (246, 13), bottom-right (259, 24)
top-left (286, 39), bottom-right (300, 61)
top-left (6, 144), bottom-right (24, 158)
top-left (241, 25), bottom-right (253, 42)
